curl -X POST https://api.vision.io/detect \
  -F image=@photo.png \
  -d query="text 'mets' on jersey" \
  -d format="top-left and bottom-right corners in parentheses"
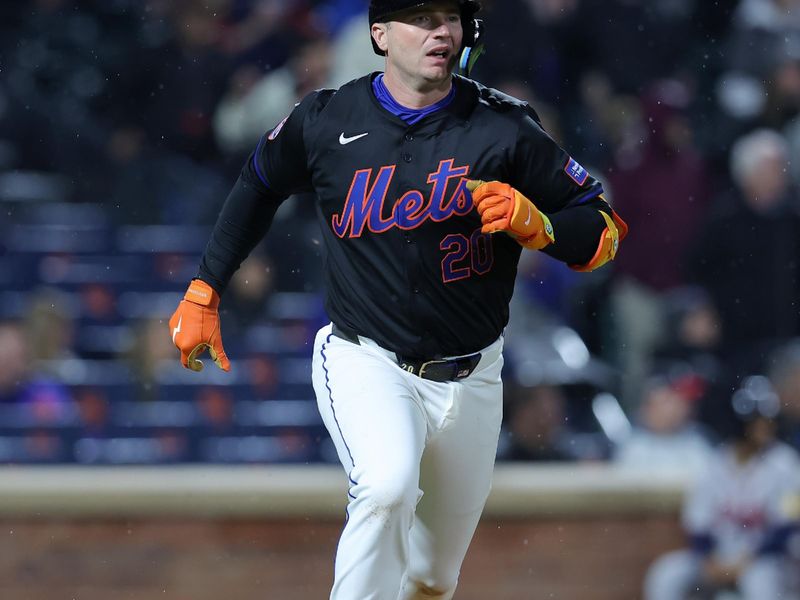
top-left (213, 74), bottom-right (613, 359)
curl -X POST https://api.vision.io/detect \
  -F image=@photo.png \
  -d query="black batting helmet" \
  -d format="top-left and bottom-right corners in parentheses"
top-left (368, 0), bottom-right (482, 57)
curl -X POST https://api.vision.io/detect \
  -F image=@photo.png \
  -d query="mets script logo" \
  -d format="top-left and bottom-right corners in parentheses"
top-left (332, 159), bottom-right (472, 238)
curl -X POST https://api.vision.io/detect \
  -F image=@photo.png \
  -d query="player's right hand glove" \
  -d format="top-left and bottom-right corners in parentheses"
top-left (466, 180), bottom-right (555, 250)
top-left (168, 279), bottom-right (231, 373)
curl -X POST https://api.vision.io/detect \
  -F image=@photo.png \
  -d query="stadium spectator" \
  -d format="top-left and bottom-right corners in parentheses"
top-left (653, 287), bottom-right (723, 377)
top-left (23, 288), bottom-right (77, 367)
top-left (684, 128), bottom-right (800, 377)
top-left (607, 79), bottom-right (712, 407)
top-left (609, 80), bottom-right (712, 293)
top-left (651, 287), bottom-right (735, 435)
top-left (213, 34), bottom-right (333, 155)
top-left (212, 10), bottom-right (385, 159)
top-left (500, 381), bottom-right (610, 462)
top-left (124, 317), bottom-right (179, 403)
top-left (327, 11), bottom-right (387, 87)
top-left (613, 369), bottom-right (713, 476)
top-left (500, 383), bottom-right (583, 462)
top-left (0, 321), bottom-right (71, 407)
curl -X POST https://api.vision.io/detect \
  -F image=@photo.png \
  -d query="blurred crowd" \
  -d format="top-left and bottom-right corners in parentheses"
top-left (0, 0), bottom-right (799, 477)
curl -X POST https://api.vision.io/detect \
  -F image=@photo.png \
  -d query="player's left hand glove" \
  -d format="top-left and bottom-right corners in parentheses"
top-left (466, 180), bottom-right (555, 250)
top-left (168, 279), bottom-right (231, 373)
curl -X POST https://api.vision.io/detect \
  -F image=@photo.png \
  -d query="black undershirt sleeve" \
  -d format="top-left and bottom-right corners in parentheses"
top-left (197, 177), bottom-right (284, 294)
top-left (543, 198), bottom-right (611, 266)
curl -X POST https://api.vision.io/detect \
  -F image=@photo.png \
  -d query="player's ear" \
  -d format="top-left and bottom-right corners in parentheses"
top-left (371, 22), bottom-right (389, 54)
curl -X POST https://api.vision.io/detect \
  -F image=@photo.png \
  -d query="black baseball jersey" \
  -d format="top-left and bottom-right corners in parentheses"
top-left (199, 73), bottom-right (613, 358)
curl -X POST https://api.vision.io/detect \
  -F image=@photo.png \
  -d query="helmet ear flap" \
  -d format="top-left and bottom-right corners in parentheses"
top-left (462, 15), bottom-right (480, 47)
top-left (458, 17), bottom-right (484, 76)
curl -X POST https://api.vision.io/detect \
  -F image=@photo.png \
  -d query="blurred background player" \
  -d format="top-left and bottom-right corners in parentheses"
top-left (643, 376), bottom-right (800, 600)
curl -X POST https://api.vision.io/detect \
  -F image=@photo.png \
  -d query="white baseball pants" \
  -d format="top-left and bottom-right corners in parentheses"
top-left (311, 324), bottom-right (504, 600)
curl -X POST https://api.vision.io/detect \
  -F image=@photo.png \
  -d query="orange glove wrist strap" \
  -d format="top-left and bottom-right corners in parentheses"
top-left (184, 279), bottom-right (220, 309)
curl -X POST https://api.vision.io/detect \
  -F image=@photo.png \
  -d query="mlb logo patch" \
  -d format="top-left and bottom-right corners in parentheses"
top-left (564, 158), bottom-right (589, 186)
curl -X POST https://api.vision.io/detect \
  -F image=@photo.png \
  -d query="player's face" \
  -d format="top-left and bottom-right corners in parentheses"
top-left (380, 2), bottom-right (463, 87)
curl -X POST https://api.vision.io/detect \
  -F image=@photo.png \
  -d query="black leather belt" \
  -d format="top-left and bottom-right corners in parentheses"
top-left (331, 323), bottom-right (481, 383)
top-left (396, 354), bottom-right (482, 382)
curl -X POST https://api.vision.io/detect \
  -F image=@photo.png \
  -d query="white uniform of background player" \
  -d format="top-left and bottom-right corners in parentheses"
top-left (644, 377), bottom-right (800, 600)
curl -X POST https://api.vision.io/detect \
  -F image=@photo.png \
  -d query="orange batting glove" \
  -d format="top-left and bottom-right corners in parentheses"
top-left (168, 279), bottom-right (231, 373)
top-left (467, 180), bottom-right (555, 250)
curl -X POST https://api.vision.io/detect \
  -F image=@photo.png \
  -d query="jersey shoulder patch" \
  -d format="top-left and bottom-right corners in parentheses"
top-left (564, 157), bottom-right (590, 186)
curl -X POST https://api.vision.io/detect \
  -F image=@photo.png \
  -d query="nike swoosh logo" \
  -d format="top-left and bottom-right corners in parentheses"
top-left (524, 206), bottom-right (532, 226)
top-left (172, 316), bottom-right (182, 343)
top-left (339, 132), bottom-right (369, 145)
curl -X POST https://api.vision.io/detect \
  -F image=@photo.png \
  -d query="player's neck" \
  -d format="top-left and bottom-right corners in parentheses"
top-left (381, 69), bottom-right (453, 109)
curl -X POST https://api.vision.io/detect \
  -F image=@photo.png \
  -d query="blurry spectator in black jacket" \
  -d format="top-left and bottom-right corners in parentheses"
top-left (499, 382), bottom-right (609, 462)
top-left (500, 383), bottom-right (578, 461)
top-left (653, 287), bottom-right (742, 434)
top-left (685, 128), bottom-right (800, 377)
top-left (607, 79), bottom-right (712, 407)
top-left (655, 287), bottom-right (722, 374)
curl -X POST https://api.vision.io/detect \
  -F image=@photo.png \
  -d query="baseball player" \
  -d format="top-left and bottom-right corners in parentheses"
top-left (168, 1), bottom-right (627, 598)
top-left (643, 376), bottom-right (800, 600)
